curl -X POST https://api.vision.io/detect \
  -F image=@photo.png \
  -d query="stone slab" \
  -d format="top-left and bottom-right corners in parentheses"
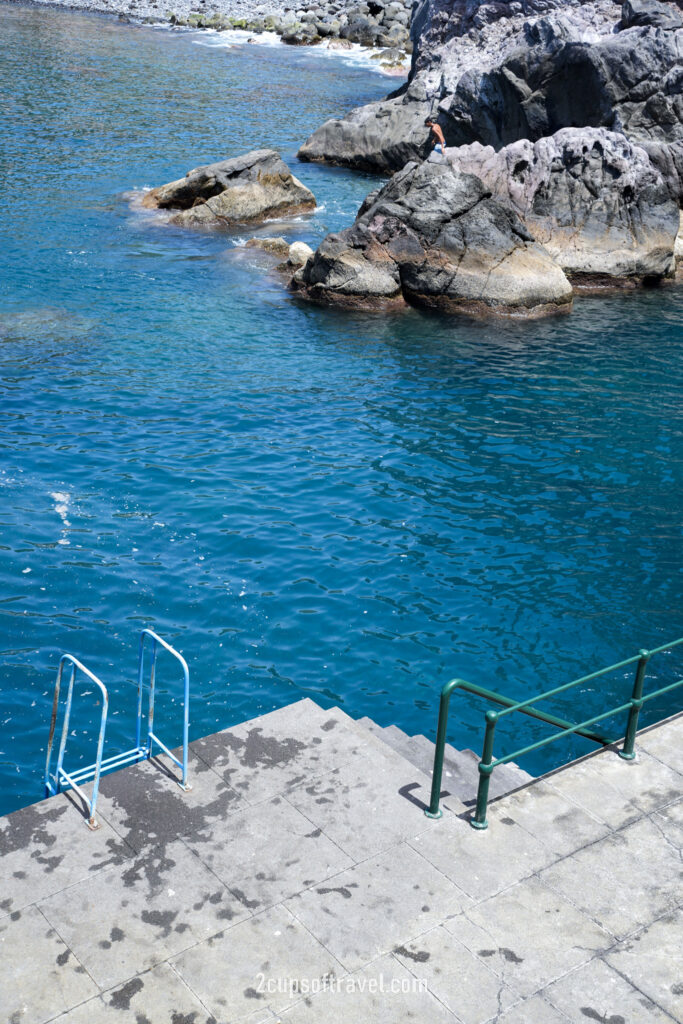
top-left (545, 747), bottom-right (682, 830)
top-left (492, 994), bottom-right (570, 1023)
top-left (38, 838), bottom-right (249, 989)
top-left (544, 956), bottom-right (677, 1023)
top-left (94, 747), bottom-right (244, 854)
top-left (541, 816), bottom-right (682, 940)
top-left (185, 794), bottom-right (353, 912)
top-left (606, 909), bottom-right (683, 1020)
top-left (651, 795), bottom-right (683, 849)
top-left (278, 953), bottom-right (458, 1023)
top-left (286, 755), bottom-right (446, 861)
top-left (171, 903), bottom-right (343, 1021)
top-left (636, 715), bottom-right (683, 775)
top-left (190, 699), bottom-right (367, 806)
top-left (409, 811), bottom-right (555, 902)
top-left (284, 842), bottom-right (471, 972)
top-left (51, 962), bottom-right (219, 1024)
top-left (446, 876), bottom-right (613, 999)
top-left (0, 904), bottom-right (98, 1024)
top-left (392, 924), bottom-right (518, 1023)
top-left (486, 779), bottom-right (609, 858)
top-left (0, 793), bottom-right (132, 917)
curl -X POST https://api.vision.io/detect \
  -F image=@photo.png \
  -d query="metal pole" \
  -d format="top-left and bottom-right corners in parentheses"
top-left (425, 682), bottom-right (456, 819)
top-left (147, 636), bottom-right (157, 757)
top-left (88, 687), bottom-right (109, 830)
top-left (181, 659), bottom-right (190, 790)
top-left (471, 710), bottom-right (497, 830)
top-left (619, 649), bottom-right (649, 760)
top-left (136, 631), bottom-right (145, 752)
top-left (55, 662), bottom-right (76, 793)
top-left (45, 659), bottom-right (65, 796)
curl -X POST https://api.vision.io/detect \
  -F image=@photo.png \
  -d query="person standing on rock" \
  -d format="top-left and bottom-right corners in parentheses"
top-left (425, 119), bottom-right (446, 160)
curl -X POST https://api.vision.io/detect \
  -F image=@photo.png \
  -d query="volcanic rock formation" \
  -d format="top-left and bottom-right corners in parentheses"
top-left (142, 150), bottom-right (316, 228)
top-left (291, 159), bottom-right (573, 316)
top-left (445, 128), bottom-right (680, 286)
top-left (298, 0), bottom-right (683, 186)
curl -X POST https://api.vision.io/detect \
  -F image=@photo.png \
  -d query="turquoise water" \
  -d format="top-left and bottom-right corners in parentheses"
top-left (1, 2), bottom-right (682, 816)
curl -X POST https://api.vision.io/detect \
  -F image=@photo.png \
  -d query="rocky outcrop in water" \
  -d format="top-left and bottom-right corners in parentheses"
top-left (445, 129), bottom-right (680, 286)
top-left (142, 150), bottom-right (315, 228)
top-left (291, 160), bottom-right (573, 316)
top-left (298, 0), bottom-right (683, 180)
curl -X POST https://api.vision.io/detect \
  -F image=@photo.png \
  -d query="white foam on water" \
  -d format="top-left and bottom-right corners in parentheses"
top-left (192, 28), bottom-right (409, 76)
top-left (51, 490), bottom-right (72, 546)
top-left (51, 491), bottom-right (71, 525)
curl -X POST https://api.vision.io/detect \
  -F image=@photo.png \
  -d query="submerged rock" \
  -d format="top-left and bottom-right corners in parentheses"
top-left (291, 160), bottom-right (573, 317)
top-left (142, 150), bottom-right (316, 228)
top-left (446, 129), bottom-right (680, 286)
top-left (245, 237), bottom-right (291, 257)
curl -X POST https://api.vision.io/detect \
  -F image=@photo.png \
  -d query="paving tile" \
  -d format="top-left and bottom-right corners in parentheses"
top-left (606, 909), bottom-right (683, 1020)
top-left (191, 699), bottom-right (367, 806)
top-left (651, 796), bottom-right (683, 849)
top-left (94, 747), bottom-right (244, 854)
top-left (286, 755), bottom-right (449, 862)
top-left (545, 747), bottom-right (682, 830)
top-left (409, 811), bottom-right (555, 902)
top-left (0, 792), bottom-right (133, 917)
top-left (544, 956), bottom-right (677, 1023)
top-left (278, 952), bottom-right (458, 1023)
top-left (171, 903), bottom-right (343, 1021)
top-left (392, 924), bottom-right (517, 1023)
top-left (39, 839), bottom-right (249, 989)
top-left (185, 794), bottom-right (353, 911)
top-left (636, 716), bottom-right (683, 775)
top-left (487, 780), bottom-right (609, 858)
top-left (0, 904), bottom-right (97, 1024)
top-left (445, 876), bottom-right (612, 1000)
top-left (491, 994), bottom-right (570, 1023)
top-left (284, 842), bottom-right (471, 972)
top-left (540, 816), bottom-right (682, 940)
top-left (51, 962), bottom-right (219, 1023)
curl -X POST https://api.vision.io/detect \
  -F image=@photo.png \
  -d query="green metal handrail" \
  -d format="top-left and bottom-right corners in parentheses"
top-left (425, 637), bottom-right (683, 829)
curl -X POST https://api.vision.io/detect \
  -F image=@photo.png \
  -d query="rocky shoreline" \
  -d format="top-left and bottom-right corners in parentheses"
top-left (65, 0), bottom-right (683, 319)
top-left (292, 0), bottom-right (683, 312)
top-left (15, 0), bottom-right (413, 68)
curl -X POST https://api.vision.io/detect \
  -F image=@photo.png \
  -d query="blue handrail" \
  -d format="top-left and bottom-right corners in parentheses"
top-left (45, 655), bottom-right (109, 829)
top-left (138, 628), bottom-right (191, 790)
top-left (44, 629), bottom-right (191, 827)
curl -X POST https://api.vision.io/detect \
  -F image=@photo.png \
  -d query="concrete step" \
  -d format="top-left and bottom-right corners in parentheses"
top-left (351, 715), bottom-right (534, 807)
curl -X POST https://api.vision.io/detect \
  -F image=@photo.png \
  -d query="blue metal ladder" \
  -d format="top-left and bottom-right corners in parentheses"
top-left (45, 628), bottom-right (190, 830)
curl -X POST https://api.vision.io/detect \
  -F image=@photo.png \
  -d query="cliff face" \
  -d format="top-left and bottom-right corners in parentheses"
top-left (298, 0), bottom-right (683, 191)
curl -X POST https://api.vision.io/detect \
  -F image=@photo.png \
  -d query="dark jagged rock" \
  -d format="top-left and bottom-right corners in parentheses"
top-left (141, 150), bottom-right (316, 228)
top-left (620, 0), bottom-right (683, 29)
top-left (298, 0), bottom-right (683, 178)
top-left (446, 128), bottom-right (680, 286)
top-left (291, 159), bottom-right (573, 316)
top-left (639, 138), bottom-right (683, 203)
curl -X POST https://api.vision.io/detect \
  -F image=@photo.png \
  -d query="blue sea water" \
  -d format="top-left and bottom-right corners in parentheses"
top-left (1, 1), bottom-right (682, 817)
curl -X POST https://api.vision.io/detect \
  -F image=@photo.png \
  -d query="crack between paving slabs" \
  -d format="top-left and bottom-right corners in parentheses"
top-left (34, 902), bottom-right (103, 1011)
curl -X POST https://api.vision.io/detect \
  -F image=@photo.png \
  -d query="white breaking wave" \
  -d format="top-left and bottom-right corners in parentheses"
top-left (192, 29), bottom-right (408, 76)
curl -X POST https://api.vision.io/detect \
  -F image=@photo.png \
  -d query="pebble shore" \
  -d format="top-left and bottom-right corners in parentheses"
top-left (15, 0), bottom-right (413, 70)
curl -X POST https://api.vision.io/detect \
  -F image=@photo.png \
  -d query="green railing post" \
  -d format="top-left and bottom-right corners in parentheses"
top-left (471, 710), bottom-right (498, 830)
top-left (425, 681), bottom-right (457, 819)
top-left (619, 649), bottom-right (650, 760)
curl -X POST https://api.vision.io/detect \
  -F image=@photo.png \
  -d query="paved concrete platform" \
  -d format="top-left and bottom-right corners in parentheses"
top-left (0, 701), bottom-right (681, 1024)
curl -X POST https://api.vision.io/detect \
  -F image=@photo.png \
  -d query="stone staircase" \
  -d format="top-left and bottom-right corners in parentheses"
top-left (354, 715), bottom-right (534, 806)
